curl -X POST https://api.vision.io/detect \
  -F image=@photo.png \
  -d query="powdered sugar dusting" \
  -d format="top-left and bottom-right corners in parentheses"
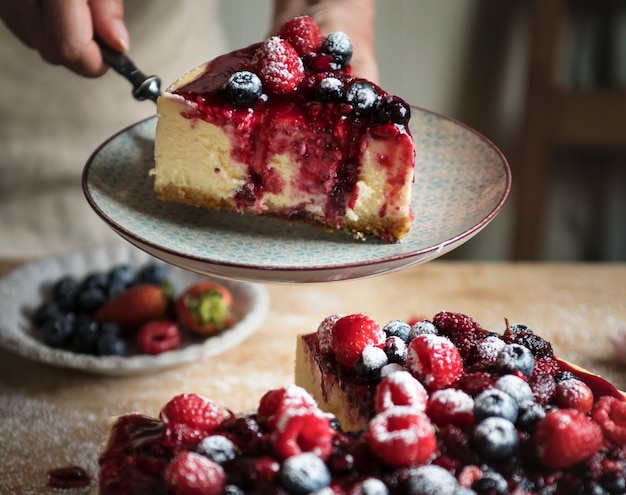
top-left (430, 388), bottom-right (473, 415)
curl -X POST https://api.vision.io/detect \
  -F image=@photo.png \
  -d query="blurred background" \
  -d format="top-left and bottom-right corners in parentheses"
top-left (220, 0), bottom-right (626, 262)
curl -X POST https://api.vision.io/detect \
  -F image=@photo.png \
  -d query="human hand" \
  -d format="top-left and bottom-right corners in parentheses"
top-left (271, 0), bottom-right (378, 83)
top-left (0, 0), bottom-right (129, 77)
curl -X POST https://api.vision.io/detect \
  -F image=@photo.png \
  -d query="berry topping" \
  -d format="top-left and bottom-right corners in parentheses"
top-left (136, 320), bottom-right (181, 355)
top-left (345, 81), bottom-right (379, 115)
top-left (433, 311), bottom-right (481, 335)
top-left (383, 335), bottom-right (408, 363)
top-left (279, 452), bottom-right (331, 494)
top-left (374, 95), bottom-right (411, 125)
top-left (383, 319), bottom-right (412, 342)
top-left (224, 71), bottom-right (263, 106)
top-left (495, 343), bottom-right (535, 377)
top-left (404, 465), bottom-right (459, 495)
top-left (252, 36), bottom-right (304, 94)
top-left (592, 396), bottom-right (626, 446)
top-left (471, 417), bottom-right (519, 461)
top-left (494, 374), bottom-right (533, 405)
top-left (473, 388), bottom-right (519, 423)
top-left (355, 345), bottom-right (389, 380)
top-left (375, 370), bottom-right (428, 413)
top-left (332, 313), bottom-right (385, 368)
top-left (196, 435), bottom-right (238, 464)
top-left (165, 451), bottom-right (225, 495)
top-left (534, 409), bottom-right (603, 469)
top-left (160, 393), bottom-right (224, 446)
top-left (427, 388), bottom-right (475, 427)
top-left (367, 408), bottom-right (436, 467)
top-left (406, 334), bottom-right (463, 389)
top-left (553, 377), bottom-right (595, 413)
top-left (408, 319), bottom-right (438, 340)
top-left (273, 407), bottom-right (332, 460)
top-left (257, 385), bottom-right (317, 430)
top-left (277, 15), bottom-right (323, 57)
top-left (317, 76), bottom-right (344, 101)
top-left (316, 314), bottom-right (342, 354)
top-left (321, 31), bottom-right (353, 66)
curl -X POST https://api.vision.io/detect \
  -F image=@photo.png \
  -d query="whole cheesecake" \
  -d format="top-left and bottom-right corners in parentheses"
top-left (98, 311), bottom-right (626, 494)
top-left (152, 16), bottom-right (415, 242)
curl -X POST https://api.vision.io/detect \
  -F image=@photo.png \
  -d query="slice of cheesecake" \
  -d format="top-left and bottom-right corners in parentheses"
top-left (152, 16), bottom-right (415, 242)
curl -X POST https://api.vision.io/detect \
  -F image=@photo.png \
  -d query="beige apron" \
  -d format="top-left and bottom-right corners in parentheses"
top-left (0, 0), bottom-right (226, 258)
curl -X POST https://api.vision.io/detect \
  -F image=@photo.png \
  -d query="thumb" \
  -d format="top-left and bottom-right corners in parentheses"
top-left (90, 0), bottom-right (129, 52)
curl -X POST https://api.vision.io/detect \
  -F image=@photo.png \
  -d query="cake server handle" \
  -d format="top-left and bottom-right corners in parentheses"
top-left (95, 37), bottom-right (161, 103)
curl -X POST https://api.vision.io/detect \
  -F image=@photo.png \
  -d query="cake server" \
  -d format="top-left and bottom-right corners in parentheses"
top-left (95, 37), bottom-right (161, 103)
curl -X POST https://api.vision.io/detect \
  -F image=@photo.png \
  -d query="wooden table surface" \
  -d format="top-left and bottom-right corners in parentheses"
top-left (1, 259), bottom-right (625, 494)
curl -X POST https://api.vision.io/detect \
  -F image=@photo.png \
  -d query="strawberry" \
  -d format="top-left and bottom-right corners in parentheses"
top-left (175, 281), bottom-right (236, 336)
top-left (533, 408), bottom-right (603, 469)
top-left (406, 334), bottom-right (463, 389)
top-left (278, 15), bottom-right (323, 57)
top-left (367, 408), bottom-right (436, 467)
top-left (164, 452), bottom-right (225, 495)
top-left (375, 370), bottom-right (428, 414)
top-left (553, 378), bottom-right (595, 413)
top-left (160, 393), bottom-right (224, 447)
top-left (252, 36), bottom-right (304, 94)
top-left (136, 320), bottom-right (181, 355)
top-left (94, 283), bottom-right (173, 333)
top-left (273, 407), bottom-right (333, 460)
top-left (332, 313), bottom-right (385, 368)
top-left (257, 385), bottom-right (317, 430)
top-left (592, 396), bottom-right (626, 446)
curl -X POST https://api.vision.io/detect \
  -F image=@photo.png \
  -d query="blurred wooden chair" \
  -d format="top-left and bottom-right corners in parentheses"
top-left (513, 0), bottom-right (626, 260)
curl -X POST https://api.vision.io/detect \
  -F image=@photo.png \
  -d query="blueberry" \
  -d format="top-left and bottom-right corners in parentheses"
top-left (80, 272), bottom-right (108, 291)
top-left (496, 344), bottom-right (535, 377)
top-left (495, 374), bottom-right (533, 405)
top-left (471, 417), bottom-right (519, 461)
top-left (383, 336), bottom-right (407, 363)
top-left (100, 321), bottom-right (122, 336)
top-left (321, 31), bottom-right (353, 65)
top-left (136, 262), bottom-right (167, 285)
top-left (222, 486), bottom-right (244, 495)
top-left (32, 300), bottom-right (61, 328)
top-left (358, 478), bottom-right (389, 495)
top-left (280, 452), bottom-right (331, 495)
top-left (225, 71), bottom-right (263, 106)
top-left (345, 81), bottom-right (378, 116)
top-left (404, 465), bottom-right (458, 495)
top-left (72, 318), bottom-right (100, 354)
top-left (472, 470), bottom-right (508, 495)
top-left (96, 333), bottom-right (126, 356)
top-left (474, 388), bottom-right (519, 423)
top-left (408, 320), bottom-right (438, 341)
top-left (383, 320), bottom-right (411, 342)
top-left (197, 435), bottom-right (237, 464)
top-left (76, 287), bottom-right (107, 313)
top-left (108, 264), bottom-right (135, 286)
top-left (516, 400), bottom-right (546, 431)
top-left (317, 76), bottom-right (344, 101)
top-left (355, 345), bottom-right (388, 380)
top-left (42, 313), bottom-right (75, 348)
top-left (51, 275), bottom-right (79, 311)
top-left (374, 95), bottom-right (411, 125)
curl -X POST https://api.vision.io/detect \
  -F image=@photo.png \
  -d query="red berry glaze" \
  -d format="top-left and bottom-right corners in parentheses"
top-left (160, 394), bottom-right (224, 446)
top-left (332, 313), bottom-right (384, 368)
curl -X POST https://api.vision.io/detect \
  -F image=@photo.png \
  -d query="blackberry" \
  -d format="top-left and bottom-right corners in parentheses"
top-left (433, 311), bottom-right (481, 335)
top-left (317, 76), bottom-right (344, 101)
top-left (495, 344), bottom-right (535, 377)
top-left (225, 71), bottom-right (263, 106)
top-left (471, 417), bottom-right (519, 461)
top-left (473, 389), bottom-right (519, 423)
top-left (321, 31), bottom-right (353, 66)
top-left (280, 452), bottom-right (331, 494)
top-left (383, 336), bottom-right (407, 363)
top-left (345, 81), bottom-right (378, 116)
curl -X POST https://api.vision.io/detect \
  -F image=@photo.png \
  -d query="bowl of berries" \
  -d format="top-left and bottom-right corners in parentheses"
top-left (0, 244), bottom-right (269, 376)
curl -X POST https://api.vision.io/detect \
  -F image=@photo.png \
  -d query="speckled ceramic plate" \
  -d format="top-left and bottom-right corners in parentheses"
top-left (0, 244), bottom-right (269, 376)
top-left (83, 108), bottom-right (511, 283)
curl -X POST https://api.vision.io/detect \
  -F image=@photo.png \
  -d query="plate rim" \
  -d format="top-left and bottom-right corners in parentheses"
top-left (82, 106), bottom-right (511, 281)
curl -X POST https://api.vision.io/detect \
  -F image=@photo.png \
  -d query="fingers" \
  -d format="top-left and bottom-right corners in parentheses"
top-left (0, 0), bottom-right (128, 77)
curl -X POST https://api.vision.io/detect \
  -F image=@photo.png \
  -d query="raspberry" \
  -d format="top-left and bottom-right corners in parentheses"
top-left (592, 396), bottom-right (626, 446)
top-left (406, 334), bottom-right (463, 389)
top-left (252, 36), bottom-right (304, 94)
top-left (257, 385), bottom-right (317, 430)
top-left (160, 394), bottom-right (224, 446)
top-left (136, 320), bottom-right (181, 355)
top-left (277, 15), bottom-right (323, 57)
top-left (367, 407), bottom-right (436, 467)
top-left (528, 373), bottom-right (557, 405)
top-left (332, 313), bottom-right (385, 368)
top-left (273, 407), bottom-right (333, 460)
top-left (375, 370), bottom-right (428, 414)
top-left (428, 388), bottom-right (475, 427)
top-left (533, 409), bottom-right (603, 469)
top-left (164, 452), bottom-right (225, 495)
top-left (316, 314), bottom-right (342, 354)
top-left (553, 378), bottom-right (595, 413)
